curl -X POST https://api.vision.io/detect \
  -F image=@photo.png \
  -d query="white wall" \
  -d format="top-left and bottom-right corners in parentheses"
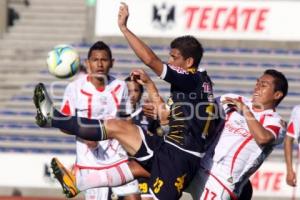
top-left (1, 152), bottom-right (299, 198)
top-left (0, 153), bottom-right (75, 188)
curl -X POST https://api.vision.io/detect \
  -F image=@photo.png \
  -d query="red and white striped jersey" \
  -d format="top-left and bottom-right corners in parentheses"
top-left (286, 105), bottom-right (300, 143)
top-left (203, 93), bottom-right (284, 190)
top-left (61, 74), bottom-right (131, 166)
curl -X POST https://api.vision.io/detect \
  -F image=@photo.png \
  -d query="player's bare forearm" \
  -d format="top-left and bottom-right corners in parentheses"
top-left (128, 160), bottom-right (150, 178)
top-left (145, 80), bottom-right (164, 107)
top-left (284, 136), bottom-right (294, 172)
top-left (243, 108), bottom-right (275, 145)
top-left (284, 136), bottom-right (297, 186)
top-left (118, 3), bottom-right (163, 76)
top-left (144, 80), bottom-right (169, 124)
top-left (223, 97), bottom-right (274, 145)
top-left (131, 68), bottom-right (168, 123)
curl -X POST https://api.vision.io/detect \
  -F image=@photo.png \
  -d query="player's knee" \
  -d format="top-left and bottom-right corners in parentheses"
top-left (105, 119), bottom-right (128, 137)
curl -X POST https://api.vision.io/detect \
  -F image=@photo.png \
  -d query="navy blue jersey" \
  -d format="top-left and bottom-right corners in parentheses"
top-left (135, 128), bottom-right (201, 200)
top-left (160, 64), bottom-right (215, 157)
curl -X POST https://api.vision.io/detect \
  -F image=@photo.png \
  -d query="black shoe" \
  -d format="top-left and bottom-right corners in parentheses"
top-left (33, 83), bottom-right (54, 127)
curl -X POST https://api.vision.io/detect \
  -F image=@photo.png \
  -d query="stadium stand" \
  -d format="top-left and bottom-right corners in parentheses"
top-left (0, 0), bottom-right (299, 199)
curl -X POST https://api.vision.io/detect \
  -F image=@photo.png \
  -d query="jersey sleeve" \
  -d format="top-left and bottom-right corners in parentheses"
top-left (160, 63), bottom-right (203, 92)
top-left (286, 105), bottom-right (300, 140)
top-left (261, 114), bottom-right (284, 139)
top-left (60, 83), bottom-right (76, 116)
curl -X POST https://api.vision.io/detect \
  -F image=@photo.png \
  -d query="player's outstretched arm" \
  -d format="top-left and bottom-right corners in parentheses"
top-left (118, 2), bottom-right (164, 76)
top-left (222, 97), bottom-right (275, 145)
top-left (284, 135), bottom-right (297, 186)
top-left (131, 69), bottom-right (169, 123)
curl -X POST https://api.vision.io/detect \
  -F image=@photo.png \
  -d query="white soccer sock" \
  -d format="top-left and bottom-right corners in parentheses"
top-left (76, 162), bottom-right (134, 191)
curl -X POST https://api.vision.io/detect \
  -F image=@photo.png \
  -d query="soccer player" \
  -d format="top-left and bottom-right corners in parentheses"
top-left (187, 69), bottom-right (288, 200)
top-left (284, 105), bottom-right (300, 187)
top-left (117, 2), bottom-right (216, 158)
top-left (33, 3), bottom-right (217, 200)
top-left (49, 41), bottom-right (142, 200)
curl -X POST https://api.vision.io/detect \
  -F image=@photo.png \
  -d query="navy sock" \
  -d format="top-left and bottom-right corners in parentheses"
top-left (52, 109), bottom-right (107, 141)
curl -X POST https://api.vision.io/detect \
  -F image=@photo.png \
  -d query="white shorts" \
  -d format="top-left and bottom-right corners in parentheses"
top-left (85, 188), bottom-right (109, 200)
top-left (84, 180), bottom-right (140, 200)
top-left (185, 167), bottom-right (238, 200)
top-left (111, 180), bottom-right (140, 197)
top-left (76, 160), bottom-right (140, 199)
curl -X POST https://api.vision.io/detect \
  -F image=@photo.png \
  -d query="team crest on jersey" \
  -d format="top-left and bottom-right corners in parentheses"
top-left (152, 3), bottom-right (175, 30)
top-left (187, 68), bottom-right (197, 74)
top-left (99, 96), bottom-right (108, 105)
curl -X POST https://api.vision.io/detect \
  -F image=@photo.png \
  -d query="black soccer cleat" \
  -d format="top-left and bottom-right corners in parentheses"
top-left (33, 83), bottom-right (54, 127)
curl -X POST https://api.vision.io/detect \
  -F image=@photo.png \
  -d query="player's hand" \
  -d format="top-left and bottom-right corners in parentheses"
top-left (130, 69), bottom-right (151, 85)
top-left (222, 97), bottom-right (248, 115)
top-left (118, 2), bottom-right (129, 32)
top-left (143, 100), bottom-right (169, 125)
top-left (143, 100), bottom-right (158, 120)
top-left (286, 170), bottom-right (297, 187)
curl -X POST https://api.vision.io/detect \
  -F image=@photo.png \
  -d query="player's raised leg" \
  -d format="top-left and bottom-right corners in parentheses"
top-left (33, 82), bottom-right (142, 156)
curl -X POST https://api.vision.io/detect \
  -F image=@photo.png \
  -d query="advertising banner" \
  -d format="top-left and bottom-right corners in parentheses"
top-left (95, 0), bottom-right (300, 41)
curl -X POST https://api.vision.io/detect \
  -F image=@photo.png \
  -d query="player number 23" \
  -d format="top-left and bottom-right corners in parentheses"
top-left (153, 178), bottom-right (164, 193)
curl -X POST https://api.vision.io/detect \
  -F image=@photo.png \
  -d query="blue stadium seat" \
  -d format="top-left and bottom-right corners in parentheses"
top-left (219, 47), bottom-right (236, 53)
top-left (256, 48), bottom-right (272, 54)
top-left (19, 147), bottom-right (74, 154)
top-left (238, 48), bottom-right (253, 53)
top-left (273, 49), bottom-right (289, 54)
top-left (10, 95), bottom-right (63, 102)
top-left (204, 47), bottom-right (218, 53)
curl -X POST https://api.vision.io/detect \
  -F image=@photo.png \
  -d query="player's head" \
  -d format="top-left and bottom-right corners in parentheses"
top-left (252, 69), bottom-right (288, 109)
top-left (125, 76), bottom-right (144, 107)
top-left (85, 41), bottom-right (114, 79)
top-left (87, 41), bottom-right (112, 60)
top-left (168, 35), bottom-right (203, 70)
top-left (264, 69), bottom-right (288, 106)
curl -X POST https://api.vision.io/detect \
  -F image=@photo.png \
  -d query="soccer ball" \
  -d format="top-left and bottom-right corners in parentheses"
top-left (46, 44), bottom-right (80, 78)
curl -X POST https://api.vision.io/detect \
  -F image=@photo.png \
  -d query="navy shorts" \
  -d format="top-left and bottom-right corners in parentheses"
top-left (134, 127), bottom-right (201, 200)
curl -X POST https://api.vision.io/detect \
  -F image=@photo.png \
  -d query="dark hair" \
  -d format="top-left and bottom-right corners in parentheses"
top-left (264, 69), bottom-right (288, 106)
top-left (124, 76), bottom-right (144, 94)
top-left (170, 35), bottom-right (203, 68)
top-left (87, 41), bottom-right (112, 60)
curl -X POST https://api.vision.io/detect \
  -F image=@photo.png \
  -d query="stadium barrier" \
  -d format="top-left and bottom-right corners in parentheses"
top-left (0, 152), bottom-right (298, 199)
